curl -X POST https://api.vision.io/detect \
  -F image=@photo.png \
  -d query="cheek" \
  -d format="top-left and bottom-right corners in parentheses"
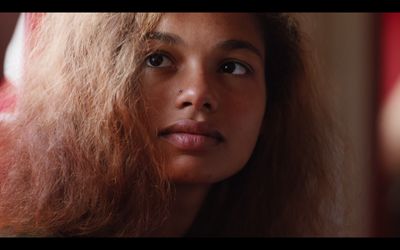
top-left (224, 88), bottom-right (266, 161)
top-left (225, 84), bottom-right (266, 136)
top-left (142, 82), bottom-right (174, 124)
top-left (214, 75), bottom-right (267, 168)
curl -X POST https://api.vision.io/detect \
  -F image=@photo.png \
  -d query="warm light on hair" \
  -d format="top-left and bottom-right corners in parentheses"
top-left (0, 13), bottom-right (344, 236)
top-left (0, 13), bottom-right (171, 236)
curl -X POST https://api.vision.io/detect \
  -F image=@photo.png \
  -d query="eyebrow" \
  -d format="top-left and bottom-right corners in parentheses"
top-left (145, 31), bottom-right (184, 45)
top-left (216, 39), bottom-right (263, 60)
top-left (145, 31), bottom-right (263, 60)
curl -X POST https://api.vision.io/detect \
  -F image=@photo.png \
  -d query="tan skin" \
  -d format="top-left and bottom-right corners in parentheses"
top-left (142, 13), bottom-right (266, 236)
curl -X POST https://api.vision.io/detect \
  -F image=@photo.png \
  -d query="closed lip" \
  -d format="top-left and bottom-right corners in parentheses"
top-left (158, 119), bottom-right (225, 142)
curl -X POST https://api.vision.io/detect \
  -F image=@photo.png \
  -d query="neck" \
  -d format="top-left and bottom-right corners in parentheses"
top-left (150, 183), bottom-right (211, 237)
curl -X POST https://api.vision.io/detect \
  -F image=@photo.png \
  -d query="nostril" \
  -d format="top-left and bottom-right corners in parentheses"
top-left (182, 102), bottom-right (192, 108)
top-left (204, 102), bottom-right (212, 111)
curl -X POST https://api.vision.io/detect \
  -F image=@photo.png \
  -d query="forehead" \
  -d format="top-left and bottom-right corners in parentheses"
top-left (154, 13), bottom-right (264, 50)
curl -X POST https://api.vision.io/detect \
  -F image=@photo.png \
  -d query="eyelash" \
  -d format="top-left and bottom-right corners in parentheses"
top-left (145, 51), bottom-right (175, 68)
top-left (218, 60), bottom-right (253, 75)
top-left (144, 52), bottom-right (253, 75)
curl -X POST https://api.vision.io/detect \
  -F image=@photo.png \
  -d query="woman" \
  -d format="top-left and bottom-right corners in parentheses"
top-left (0, 13), bottom-right (344, 237)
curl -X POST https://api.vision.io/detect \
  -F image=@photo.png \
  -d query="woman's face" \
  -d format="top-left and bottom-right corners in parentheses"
top-left (142, 13), bottom-right (266, 184)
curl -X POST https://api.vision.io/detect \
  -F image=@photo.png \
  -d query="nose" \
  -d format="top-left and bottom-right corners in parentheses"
top-left (175, 70), bottom-right (218, 113)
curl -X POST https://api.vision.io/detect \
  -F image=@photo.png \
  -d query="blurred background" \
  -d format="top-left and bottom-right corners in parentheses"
top-left (1, 13), bottom-right (400, 236)
top-left (300, 13), bottom-right (400, 237)
top-left (299, 13), bottom-right (376, 236)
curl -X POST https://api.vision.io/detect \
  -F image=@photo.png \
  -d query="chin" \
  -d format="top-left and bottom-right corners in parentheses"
top-left (169, 172), bottom-right (222, 184)
top-left (166, 157), bottom-right (244, 184)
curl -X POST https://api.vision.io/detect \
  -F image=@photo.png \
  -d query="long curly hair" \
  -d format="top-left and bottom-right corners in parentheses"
top-left (0, 13), bottom-right (171, 236)
top-left (0, 13), bottom-right (345, 236)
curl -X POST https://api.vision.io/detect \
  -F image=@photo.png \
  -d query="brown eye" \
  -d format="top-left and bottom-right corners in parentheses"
top-left (146, 53), bottom-right (173, 68)
top-left (220, 61), bottom-right (249, 75)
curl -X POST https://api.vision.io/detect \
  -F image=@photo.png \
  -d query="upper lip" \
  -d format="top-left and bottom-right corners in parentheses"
top-left (158, 119), bottom-right (225, 141)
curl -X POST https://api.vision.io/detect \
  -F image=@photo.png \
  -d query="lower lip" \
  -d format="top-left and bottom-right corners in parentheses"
top-left (161, 133), bottom-right (221, 151)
